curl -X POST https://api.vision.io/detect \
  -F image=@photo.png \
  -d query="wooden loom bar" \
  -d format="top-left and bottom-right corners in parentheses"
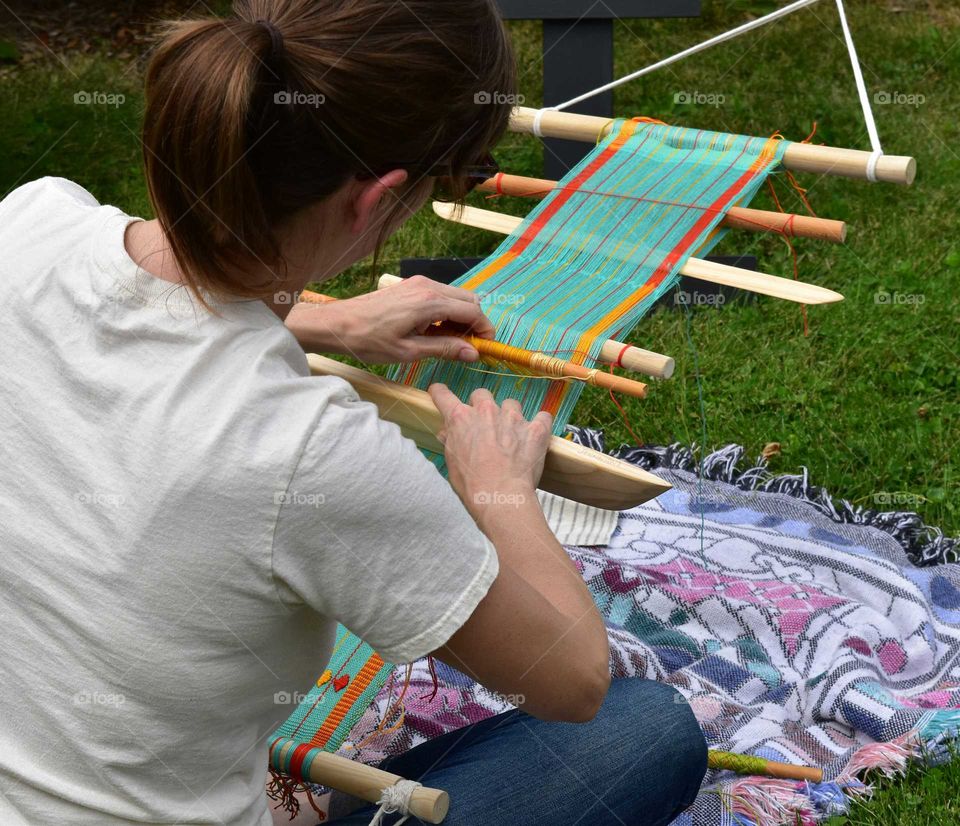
top-left (307, 354), bottom-right (672, 511)
top-left (272, 740), bottom-right (449, 823)
top-left (510, 106), bottom-right (917, 186)
top-left (376, 274), bottom-right (676, 379)
top-left (432, 202), bottom-right (845, 306)
top-left (476, 173), bottom-right (848, 244)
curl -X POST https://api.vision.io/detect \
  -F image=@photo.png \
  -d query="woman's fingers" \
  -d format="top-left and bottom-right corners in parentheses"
top-left (428, 383), bottom-right (463, 421)
top-left (419, 297), bottom-right (495, 340)
top-left (403, 275), bottom-right (481, 306)
top-left (409, 336), bottom-right (479, 362)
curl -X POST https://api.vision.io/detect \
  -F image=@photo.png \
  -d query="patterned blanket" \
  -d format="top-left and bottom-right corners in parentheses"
top-left (328, 437), bottom-right (960, 825)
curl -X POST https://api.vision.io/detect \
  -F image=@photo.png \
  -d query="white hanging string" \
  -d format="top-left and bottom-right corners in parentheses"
top-left (546, 0), bottom-right (823, 113)
top-left (532, 0), bottom-right (886, 174)
top-left (366, 780), bottom-right (421, 826)
top-left (833, 0), bottom-right (884, 181)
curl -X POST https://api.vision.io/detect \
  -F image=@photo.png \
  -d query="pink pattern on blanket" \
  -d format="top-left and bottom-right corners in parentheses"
top-left (633, 557), bottom-right (847, 654)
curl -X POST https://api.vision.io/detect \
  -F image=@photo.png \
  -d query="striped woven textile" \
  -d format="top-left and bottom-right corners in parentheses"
top-left (392, 118), bottom-right (789, 433)
top-left (270, 120), bottom-right (791, 776)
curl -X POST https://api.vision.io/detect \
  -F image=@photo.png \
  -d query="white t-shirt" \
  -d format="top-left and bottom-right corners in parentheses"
top-left (0, 178), bottom-right (498, 825)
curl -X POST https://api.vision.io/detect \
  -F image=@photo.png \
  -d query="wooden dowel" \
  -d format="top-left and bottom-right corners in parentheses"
top-left (460, 335), bottom-right (648, 400)
top-left (476, 173), bottom-right (847, 244)
top-left (298, 289), bottom-right (648, 396)
top-left (376, 274), bottom-right (675, 379)
top-left (272, 740), bottom-right (449, 823)
top-left (307, 354), bottom-right (672, 510)
top-left (432, 202), bottom-right (844, 306)
top-left (509, 106), bottom-right (916, 186)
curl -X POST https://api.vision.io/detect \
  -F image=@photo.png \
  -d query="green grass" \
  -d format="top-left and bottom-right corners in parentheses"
top-left (1, 3), bottom-right (957, 822)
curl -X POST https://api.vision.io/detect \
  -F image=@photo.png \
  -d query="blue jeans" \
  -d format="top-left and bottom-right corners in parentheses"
top-left (330, 678), bottom-right (707, 825)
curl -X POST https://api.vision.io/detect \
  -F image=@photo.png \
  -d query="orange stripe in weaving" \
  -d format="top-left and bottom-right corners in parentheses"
top-left (568, 136), bottom-right (783, 365)
top-left (308, 654), bottom-right (385, 748)
top-left (459, 120), bottom-right (639, 294)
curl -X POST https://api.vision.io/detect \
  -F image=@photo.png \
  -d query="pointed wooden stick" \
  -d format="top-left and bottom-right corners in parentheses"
top-left (307, 355), bottom-right (672, 510)
top-left (476, 173), bottom-right (847, 244)
top-left (376, 274), bottom-right (675, 379)
top-left (708, 750), bottom-right (824, 783)
top-left (509, 106), bottom-right (916, 186)
top-left (432, 202), bottom-right (844, 306)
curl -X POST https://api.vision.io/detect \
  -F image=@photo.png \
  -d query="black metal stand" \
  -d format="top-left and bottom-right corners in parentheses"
top-left (496, 0), bottom-right (700, 178)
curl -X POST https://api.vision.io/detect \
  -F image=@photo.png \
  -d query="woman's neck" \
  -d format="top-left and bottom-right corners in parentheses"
top-left (123, 219), bottom-right (316, 321)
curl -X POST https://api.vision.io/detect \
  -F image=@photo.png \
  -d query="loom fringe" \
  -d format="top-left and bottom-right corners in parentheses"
top-left (566, 429), bottom-right (959, 567)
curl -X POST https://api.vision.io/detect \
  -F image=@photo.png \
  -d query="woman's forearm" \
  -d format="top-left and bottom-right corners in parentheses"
top-left (471, 486), bottom-right (608, 637)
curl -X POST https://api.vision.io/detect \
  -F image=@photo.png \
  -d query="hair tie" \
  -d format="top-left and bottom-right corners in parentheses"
top-left (256, 19), bottom-right (284, 59)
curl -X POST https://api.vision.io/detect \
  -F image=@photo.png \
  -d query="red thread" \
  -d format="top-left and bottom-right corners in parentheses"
top-left (616, 343), bottom-right (631, 368)
top-left (608, 365), bottom-right (643, 445)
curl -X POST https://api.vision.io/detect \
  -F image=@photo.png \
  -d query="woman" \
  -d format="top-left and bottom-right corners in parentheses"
top-left (0, 1), bottom-right (706, 824)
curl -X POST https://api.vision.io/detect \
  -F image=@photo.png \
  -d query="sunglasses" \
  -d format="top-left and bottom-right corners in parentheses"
top-left (359, 153), bottom-right (500, 200)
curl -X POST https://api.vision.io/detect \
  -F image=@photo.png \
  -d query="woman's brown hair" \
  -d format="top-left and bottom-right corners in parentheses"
top-left (142, 0), bottom-right (516, 303)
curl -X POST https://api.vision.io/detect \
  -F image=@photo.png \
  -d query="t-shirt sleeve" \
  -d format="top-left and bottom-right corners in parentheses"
top-left (271, 382), bottom-right (499, 664)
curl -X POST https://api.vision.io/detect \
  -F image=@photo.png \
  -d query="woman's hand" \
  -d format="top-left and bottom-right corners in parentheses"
top-left (285, 275), bottom-right (495, 364)
top-left (428, 384), bottom-right (553, 521)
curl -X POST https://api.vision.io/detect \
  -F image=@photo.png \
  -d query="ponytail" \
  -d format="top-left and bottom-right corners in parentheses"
top-left (141, 0), bottom-right (516, 305)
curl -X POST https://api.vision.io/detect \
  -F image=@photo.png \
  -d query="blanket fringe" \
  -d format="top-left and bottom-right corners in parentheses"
top-left (567, 430), bottom-right (959, 567)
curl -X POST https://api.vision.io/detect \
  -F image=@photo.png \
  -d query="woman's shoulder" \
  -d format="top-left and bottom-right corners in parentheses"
top-left (0, 176), bottom-right (100, 217)
top-left (0, 177), bottom-right (116, 262)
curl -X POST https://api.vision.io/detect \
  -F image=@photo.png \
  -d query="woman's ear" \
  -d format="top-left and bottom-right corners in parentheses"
top-left (350, 169), bottom-right (410, 235)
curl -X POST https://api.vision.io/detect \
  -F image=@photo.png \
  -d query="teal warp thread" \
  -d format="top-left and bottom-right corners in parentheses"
top-left (391, 120), bottom-right (790, 470)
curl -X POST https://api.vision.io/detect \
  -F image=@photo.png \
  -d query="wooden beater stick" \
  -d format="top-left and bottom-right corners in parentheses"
top-left (476, 173), bottom-right (848, 244)
top-left (376, 274), bottom-right (675, 379)
top-left (432, 202), bottom-right (844, 306)
top-left (307, 355), bottom-right (671, 510)
top-left (509, 106), bottom-right (917, 186)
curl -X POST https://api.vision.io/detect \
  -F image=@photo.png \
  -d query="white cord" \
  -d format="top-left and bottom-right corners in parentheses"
top-left (532, 106), bottom-right (556, 138)
top-left (834, 0), bottom-right (884, 181)
top-left (366, 780), bottom-right (422, 826)
top-left (546, 0), bottom-right (823, 113)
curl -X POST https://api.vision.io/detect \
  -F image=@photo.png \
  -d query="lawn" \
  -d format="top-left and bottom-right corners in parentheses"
top-left (0, 1), bottom-right (957, 822)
